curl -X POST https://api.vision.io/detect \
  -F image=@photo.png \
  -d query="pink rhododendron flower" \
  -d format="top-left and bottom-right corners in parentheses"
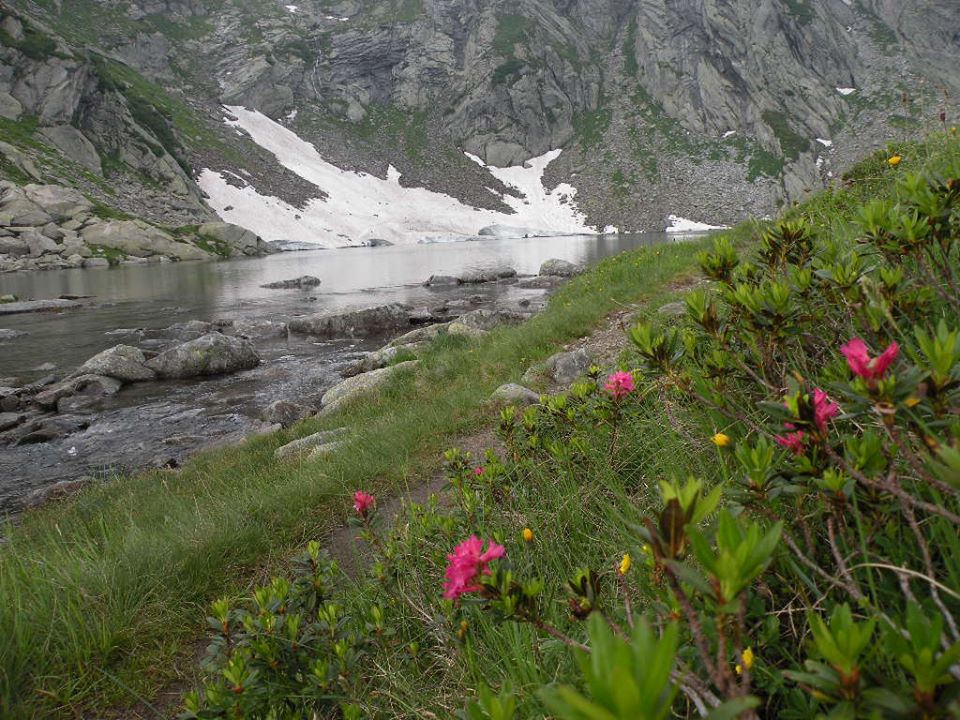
top-left (474, 467), bottom-right (485, 476)
top-left (353, 490), bottom-right (375, 518)
top-left (442, 535), bottom-right (506, 600)
top-left (812, 389), bottom-right (840, 431)
top-left (604, 371), bottom-right (636, 399)
top-left (841, 338), bottom-right (899, 383)
top-left (775, 430), bottom-right (806, 455)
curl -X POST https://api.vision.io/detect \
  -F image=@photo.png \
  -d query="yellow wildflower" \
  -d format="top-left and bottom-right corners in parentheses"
top-left (735, 648), bottom-right (755, 675)
top-left (905, 396), bottom-right (921, 408)
top-left (618, 553), bottom-right (632, 575)
top-left (888, 154), bottom-right (902, 167)
top-left (711, 432), bottom-right (732, 448)
top-left (522, 527), bottom-right (534, 543)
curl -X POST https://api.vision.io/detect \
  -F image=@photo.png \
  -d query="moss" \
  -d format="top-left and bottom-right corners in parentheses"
top-left (0, 116), bottom-right (40, 146)
top-left (193, 234), bottom-right (232, 258)
top-left (86, 244), bottom-right (126, 265)
top-left (0, 23), bottom-right (61, 60)
top-left (572, 108), bottom-right (612, 150)
top-left (493, 14), bottom-right (534, 57)
top-left (90, 201), bottom-right (133, 221)
top-left (622, 16), bottom-right (638, 77)
top-left (781, 0), bottom-right (814, 25)
top-left (762, 109), bottom-right (810, 161)
top-left (491, 58), bottom-right (527, 87)
top-left (747, 147), bottom-right (785, 181)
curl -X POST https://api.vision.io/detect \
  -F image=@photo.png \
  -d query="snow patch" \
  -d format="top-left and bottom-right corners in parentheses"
top-left (836, 87), bottom-right (856, 96)
top-left (199, 106), bottom-right (596, 246)
top-left (722, 130), bottom-right (737, 139)
top-left (284, 4), bottom-right (297, 12)
top-left (285, 109), bottom-right (298, 122)
top-left (816, 138), bottom-right (833, 148)
top-left (665, 215), bottom-right (728, 234)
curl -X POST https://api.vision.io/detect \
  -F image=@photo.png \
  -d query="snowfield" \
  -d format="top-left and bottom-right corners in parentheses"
top-left (199, 107), bottom-right (598, 247)
top-left (665, 215), bottom-right (729, 234)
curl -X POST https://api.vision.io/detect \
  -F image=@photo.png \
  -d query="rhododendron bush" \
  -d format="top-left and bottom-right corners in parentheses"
top-left (184, 154), bottom-right (960, 719)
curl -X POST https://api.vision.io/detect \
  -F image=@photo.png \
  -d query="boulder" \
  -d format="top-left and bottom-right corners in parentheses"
top-left (538, 349), bottom-right (593, 385)
top-left (261, 275), bottom-right (321, 289)
top-left (262, 400), bottom-right (315, 427)
top-left (145, 333), bottom-right (260, 379)
top-left (539, 258), bottom-right (584, 277)
top-left (0, 412), bottom-right (25, 431)
top-left (21, 477), bottom-right (95, 509)
top-left (488, 383), bottom-right (541, 406)
top-left (386, 322), bottom-right (450, 347)
top-left (159, 320), bottom-right (214, 342)
top-left (15, 416), bottom-right (92, 445)
top-left (197, 222), bottom-right (266, 256)
top-left (22, 184), bottom-right (94, 221)
top-left (343, 343), bottom-right (422, 377)
top-left (34, 374), bottom-right (123, 410)
top-left (459, 265), bottom-right (517, 283)
top-left (82, 257), bottom-right (110, 268)
top-left (82, 220), bottom-right (211, 260)
top-left (0, 91), bottom-right (23, 120)
top-left (228, 318), bottom-right (289, 340)
top-left (321, 360), bottom-right (418, 411)
top-left (446, 321), bottom-right (487, 339)
top-left (0, 236), bottom-right (29, 256)
top-left (289, 304), bottom-right (410, 338)
top-left (77, 345), bottom-right (155, 382)
top-left (453, 308), bottom-right (526, 332)
top-left (1, 198), bottom-right (52, 226)
top-left (274, 427), bottom-right (349, 461)
top-left (23, 229), bottom-right (60, 257)
top-left (0, 299), bottom-right (81, 315)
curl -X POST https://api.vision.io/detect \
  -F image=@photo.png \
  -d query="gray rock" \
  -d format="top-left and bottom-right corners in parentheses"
top-left (15, 416), bottom-right (92, 445)
top-left (261, 275), bottom-right (321, 289)
top-left (262, 400), bottom-right (315, 427)
top-left (539, 258), bottom-right (584, 277)
top-left (343, 343), bottom-right (423, 377)
top-left (82, 220), bottom-right (210, 260)
top-left (0, 91), bottom-right (23, 120)
top-left (307, 441), bottom-right (344, 460)
top-left (145, 333), bottom-right (261, 379)
top-left (21, 477), bottom-right (95, 509)
top-left (515, 275), bottom-right (567, 289)
top-left (488, 383), bottom-right (541, 406)
top-left (1, 198), bottom-right (52, 226)
top-left (0, 412), bottom-right (25, 431)
top-left (387, 322), bottom-right (450, 347)
top-left (227, 318), bottom-right (289, 340)
top-left (0, 236), bottom-right (29, 256)
top-left (531, 348), bottom-right (594, 385)
top-left (453, 308), bottom-right (526, 332)
top-left (274, 427), bottom-right (349, 461)
top-left (77, 344), bottom-right (155, 382)
top-left (34, 374), bottom-right (123, 409)
top-left (23, 230), bottom-right (60, 257)
top-left (82, 257), bottom-right (110, 268)
top-left (459, 265), bottom-right (517, 283)
top-left (0, 299), bottom-right (82, 315)
top-left (321, 360), bottom-right (419, 411)
top-left (197, 222), bottom-right (267, 256)
top-left (289, 304), bottom-right (410, 338)
top-left (657, 302), bottom-right (688, 317)
top-left (38, 126), bottom-right (103, 174)
top-left (22, 184), bottom-right (94, 221)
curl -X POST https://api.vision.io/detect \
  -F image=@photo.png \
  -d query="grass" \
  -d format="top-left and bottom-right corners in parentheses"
top-left (761, 109), bottom-right (811, 161)
top-left (0, 235), bottom-right (714, 718)
top-left (1, 134), bottom-right (954, 718)
top-left (493, 14), bottom-right (534, 58)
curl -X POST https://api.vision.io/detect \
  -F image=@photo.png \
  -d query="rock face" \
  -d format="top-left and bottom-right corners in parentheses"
top-left (289, 304), bottom-right (411, 339)
top-left (145, 333), bottom-right (261, 379)
top-left (0, 1), bottom-right (957, 249)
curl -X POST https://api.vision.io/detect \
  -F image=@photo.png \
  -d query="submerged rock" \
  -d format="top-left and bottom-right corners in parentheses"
top-left (145, 333), bottom-right (261, 379)
top-left (459, 265), bottom-right (517, 284)
top-left (261, 275), bottom-right (321, 289)
top-left (34, 374), bottom-right (122, 410)
top-left (0, 299), bottom-right (82, 315)
top-left (262, 400), bottom-right (315, 427)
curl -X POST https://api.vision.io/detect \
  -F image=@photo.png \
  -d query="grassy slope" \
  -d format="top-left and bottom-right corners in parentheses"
top-left (0, 134), bottom-right (952, 718)
top-left (0, 235), bottom-right (712, 717)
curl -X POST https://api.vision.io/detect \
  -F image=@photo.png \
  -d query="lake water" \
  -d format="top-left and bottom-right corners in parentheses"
top-left (0, 232), bottom-right (681, 510)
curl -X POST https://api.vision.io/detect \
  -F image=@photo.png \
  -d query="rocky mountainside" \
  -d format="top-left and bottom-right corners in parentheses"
top-left (1, 0), bottom-right (957, 251)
